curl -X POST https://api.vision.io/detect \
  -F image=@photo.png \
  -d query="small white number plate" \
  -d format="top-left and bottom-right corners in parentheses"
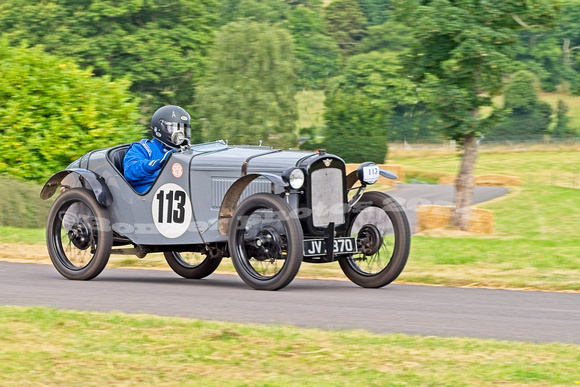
top-left (363, 164), bottom-right (380, 184)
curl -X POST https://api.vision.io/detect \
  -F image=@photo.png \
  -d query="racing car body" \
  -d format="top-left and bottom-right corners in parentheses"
top-left (41, 140), bottom-right (410, 290)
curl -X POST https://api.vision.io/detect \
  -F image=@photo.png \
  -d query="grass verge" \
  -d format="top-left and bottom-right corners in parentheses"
top-left (1, 306), bottom-right (578, 386)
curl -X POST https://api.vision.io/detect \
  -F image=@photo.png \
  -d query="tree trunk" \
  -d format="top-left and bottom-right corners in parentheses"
top-left (452, 134), bottom-right (479, 231)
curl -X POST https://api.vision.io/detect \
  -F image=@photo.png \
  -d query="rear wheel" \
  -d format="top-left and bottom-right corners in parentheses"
top-left (164, 252), bottom-right (222, 279)
top-left (339, 191), bottom-right (410, 288)
top-left (46, 188), bottom-right (112, 280)
top-left (228, 193), bottom-right (303, 291)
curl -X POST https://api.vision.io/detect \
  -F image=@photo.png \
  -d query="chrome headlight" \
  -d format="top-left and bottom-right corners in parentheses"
top-left (283, 168), bottom-right (305, 189)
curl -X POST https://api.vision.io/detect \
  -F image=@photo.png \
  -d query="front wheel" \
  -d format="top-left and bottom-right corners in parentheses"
top-left (164, 252), bottom-right (222, 279)
top-left (228, 193), bottom-right (303, 291)
top-left (46, 188), bottom-right (113, 280)
top-left (339, 191), bottom-right (410, 288)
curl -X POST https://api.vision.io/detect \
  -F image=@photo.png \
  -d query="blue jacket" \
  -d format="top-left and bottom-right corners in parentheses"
top-left (123, 139), bottom-right (172, 193)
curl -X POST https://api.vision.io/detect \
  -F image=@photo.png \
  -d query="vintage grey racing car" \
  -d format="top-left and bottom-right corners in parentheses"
top-left (41, 140), bottom-right (410, 290)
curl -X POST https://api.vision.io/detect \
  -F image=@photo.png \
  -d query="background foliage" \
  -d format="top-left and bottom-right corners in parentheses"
top-left (0, 0), bottom-right (220, 114)
top-left (323, 51), bottom-right (416, 162)
top-left (196, 21), bottom-right (298, 148)
top-left (0, 176), bottom-right (53, 228)
top-left (324, 0), bottom-right (368, 56)
top-left (395, 0), bottom-right (557, 141)
top-left (288, 5), bottom-right (341, 89)
top-left (0, 41), bottom-right (142, 181)
top-left (0, 0), bottom-right (578, 182)
top-left (489, 70), bottom-right (553, 140)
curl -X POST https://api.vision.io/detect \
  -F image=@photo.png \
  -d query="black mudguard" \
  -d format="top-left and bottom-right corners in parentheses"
top-left (40, 168), bottom-right (113, 207)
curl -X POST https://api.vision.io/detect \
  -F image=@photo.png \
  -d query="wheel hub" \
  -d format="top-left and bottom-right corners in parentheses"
top-left (68, 221), bottom-right (92, 250)
top-left (357, 224), bottom-right (382, 255)
top-left (253, 226), bottom-right (282, 260)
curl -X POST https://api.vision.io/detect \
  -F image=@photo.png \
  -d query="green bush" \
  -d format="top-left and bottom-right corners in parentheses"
top-left (0, 41), bottom-right (143, 182)
top-left (489, 71), bottom-right (554, 140)
top-left (0, 176), bottom-right (53, 228)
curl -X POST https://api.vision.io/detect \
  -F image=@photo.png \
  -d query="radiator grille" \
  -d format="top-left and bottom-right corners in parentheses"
top-left (211, 177), bottom-right (272, 209)
top-left (310, 168), bottom-right (345, 227)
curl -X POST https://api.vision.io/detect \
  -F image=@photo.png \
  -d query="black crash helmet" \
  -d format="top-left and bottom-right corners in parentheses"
top-left (150, 105), bottom-right (191, 148)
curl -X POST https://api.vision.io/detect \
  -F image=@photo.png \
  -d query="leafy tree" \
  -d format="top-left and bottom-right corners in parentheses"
top-left (285, 0), bottom-right (323, 6)
top-left (515, 2), bottom-right (580, 93)
top-left (358, 20), bottom-right (414, 54)
top-left (324, 0), bottom-right (368, 56)
top-left (489, 71), bottom-right (553, 140)
top-left (358, 0), bottom-right (392, 27)
top-left (396, 0), bottom-right (559, 230)
top-left (323, 51), bottom-right (416, 163)
top-left (355, 19), bottom-right (438, 142)
top-left (554, 100), bottom-right (572, 138)
top-left (0, 42), bottom-right (141, 182)
top-left (217, 0), bottom-right (339, 89)
top-left (288, 6), bottom-right (341, 89)
top-left (504, 70), bottom-right (541, 112)
top-left (218, 0), bottom-right (289, 25)
top-left (197, 21), bottom-right (298, 148)
top-left (388, 102), bottom-right (440, 142)
top-left (0, 0), bottom-right (219, 114)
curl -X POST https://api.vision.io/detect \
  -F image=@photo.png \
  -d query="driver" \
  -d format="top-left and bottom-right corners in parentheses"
top-left (123, 105), bottom-right (191, 193)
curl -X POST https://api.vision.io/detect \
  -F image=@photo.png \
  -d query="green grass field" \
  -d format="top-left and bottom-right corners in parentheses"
top-left (389, 147), bottom-right (580, 291)
top-left (1, 306), bottom-right (578, 386)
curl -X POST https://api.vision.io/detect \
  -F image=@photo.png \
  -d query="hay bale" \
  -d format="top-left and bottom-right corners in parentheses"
top-left (475, 174), bottom-right (523, 186)
top-left (438, 176), bottom-right (456, 185)
top-left (380, 164), bottom-right (404, 182)
top-left (416, 205), bottom-right (452, 231)
top-left (416, 205), bottom-right (494, 234)
top-left (468, 207), bottom-right (494, 234)
top-left (345, 163), bottom-right (358, 175)
top-left (438, 174), bottom-right (522, 186)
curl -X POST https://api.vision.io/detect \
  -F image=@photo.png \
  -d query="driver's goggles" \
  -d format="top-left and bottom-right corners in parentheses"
top-left (163, 121), bottom-right (190, 136)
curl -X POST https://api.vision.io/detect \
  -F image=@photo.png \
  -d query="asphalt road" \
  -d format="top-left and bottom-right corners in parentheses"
top-left (2, 261), bottom-right (579, 344)
top-left (389, 184), bottom-right (510, 232)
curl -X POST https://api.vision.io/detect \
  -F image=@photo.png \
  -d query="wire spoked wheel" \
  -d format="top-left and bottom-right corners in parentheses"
top-left (339, 191), bottom-right (410, 288)
top-left (164, 251), bottom-right (222, 279)
top-left (228, 193), bottom-right (303, 291)
top-left (46, 188), bottom-right (112, 280)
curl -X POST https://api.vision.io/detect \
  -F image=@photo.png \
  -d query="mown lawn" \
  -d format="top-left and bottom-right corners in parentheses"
top-left (0, 306), bottom-right (578, 386)
top-left (389, 147), bottom-right (580, 291)
top-left (390, 147), bottom-right (580, 187)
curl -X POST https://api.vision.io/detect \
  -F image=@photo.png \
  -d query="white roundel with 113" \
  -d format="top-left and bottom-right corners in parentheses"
top-left (151, 183), bottom-right (192, 238)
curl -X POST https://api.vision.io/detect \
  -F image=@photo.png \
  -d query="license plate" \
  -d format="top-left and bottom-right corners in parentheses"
top-left (303, 237), bottom-right (357, 257)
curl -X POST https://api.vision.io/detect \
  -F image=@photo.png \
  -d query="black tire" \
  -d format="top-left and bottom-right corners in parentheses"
top-left (164, 252), bottom-right (222, 279)
top-left (339, 191), bottom-right (410, 288)
top-left (228, 193), bottom-right (303, 291)
top-left (46, 188), bottom-right (113, 280)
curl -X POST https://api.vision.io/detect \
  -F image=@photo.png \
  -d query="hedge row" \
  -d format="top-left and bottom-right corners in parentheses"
top-left (0, 176), bottom-right (53, 228)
